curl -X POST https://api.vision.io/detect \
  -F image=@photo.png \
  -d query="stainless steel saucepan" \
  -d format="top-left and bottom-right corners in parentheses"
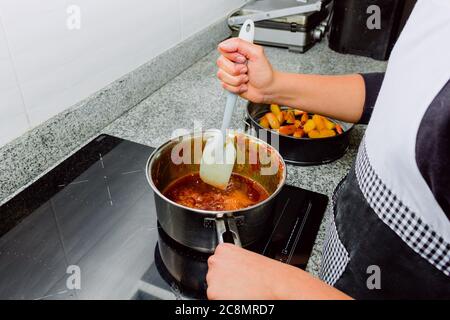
top-left (146, 130), bottom-right (286, 253)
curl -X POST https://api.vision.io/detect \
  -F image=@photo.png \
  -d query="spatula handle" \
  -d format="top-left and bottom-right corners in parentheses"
top-left (220, 20), bottom-right (255, 137)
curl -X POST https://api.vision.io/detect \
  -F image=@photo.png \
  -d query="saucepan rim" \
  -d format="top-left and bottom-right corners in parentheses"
top-left (146, 130), bottom-right (286, 216)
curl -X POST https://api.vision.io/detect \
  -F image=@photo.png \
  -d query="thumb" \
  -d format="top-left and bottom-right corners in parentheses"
top-left (218, 38), bottom-right (263, 60)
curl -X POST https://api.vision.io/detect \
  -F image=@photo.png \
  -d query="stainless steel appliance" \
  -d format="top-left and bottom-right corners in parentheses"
top-left (229, 0), bottom-right (333, 52)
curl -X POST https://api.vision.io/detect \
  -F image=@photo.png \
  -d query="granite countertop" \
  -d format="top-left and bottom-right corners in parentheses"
top-left (102, 40), bottom-right (387, 276)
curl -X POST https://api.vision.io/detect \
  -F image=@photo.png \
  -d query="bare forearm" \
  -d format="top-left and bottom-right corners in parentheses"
top-left (274, 265), bottom-right (353, 300)
top-left (265, 72), bottom-right (366, 123)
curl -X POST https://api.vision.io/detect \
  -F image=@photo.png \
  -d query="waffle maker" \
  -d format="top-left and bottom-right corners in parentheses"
top-left (229, 0), bottom-right (332, 53)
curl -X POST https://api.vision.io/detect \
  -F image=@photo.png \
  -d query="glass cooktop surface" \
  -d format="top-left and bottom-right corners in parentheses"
top-left (0, 135), bottom-right (327, 300)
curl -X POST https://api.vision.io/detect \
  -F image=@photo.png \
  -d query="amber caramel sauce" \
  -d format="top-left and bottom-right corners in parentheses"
top-left (163, 173), bottom-right (269, 211)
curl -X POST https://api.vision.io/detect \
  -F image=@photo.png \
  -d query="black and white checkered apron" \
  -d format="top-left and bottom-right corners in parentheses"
top-left (319, 0), bottom-right (450, 299)
top-left (319, 141), bottom-right (450, 299)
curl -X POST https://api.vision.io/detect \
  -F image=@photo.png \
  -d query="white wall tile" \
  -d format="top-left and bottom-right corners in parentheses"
top-left (180, 0), bottom-right (245, 40)
top-left (0, 0), bottom-right (182, 127)
top-left (0, 112), bottom-right (30, 146)
top-left (0, 19), bottom-right (29, 147)
top-left (0, 0), bottom-right (245, 144)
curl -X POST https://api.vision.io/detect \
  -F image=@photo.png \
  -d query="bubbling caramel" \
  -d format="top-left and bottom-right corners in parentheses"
top-left (163, 173), bottom-right (269, 211)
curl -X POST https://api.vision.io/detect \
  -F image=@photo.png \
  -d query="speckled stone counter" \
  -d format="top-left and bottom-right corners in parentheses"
top-left (102, 41), bottom-right (387, 276)
top-left (0, 19), bottom-right (231, 206)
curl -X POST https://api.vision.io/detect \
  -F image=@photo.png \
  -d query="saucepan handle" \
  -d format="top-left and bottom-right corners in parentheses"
top-left (215, 217), bottom-right (242, 247)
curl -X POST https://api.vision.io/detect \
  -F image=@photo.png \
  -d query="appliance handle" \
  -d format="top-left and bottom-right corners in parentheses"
top-left (215, 217), bottom-right (242, 248)
top-left (228, 1), bottom-right (322, 26)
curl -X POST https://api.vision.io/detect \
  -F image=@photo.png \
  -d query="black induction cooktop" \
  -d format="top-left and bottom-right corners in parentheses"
top-left (0, 134), bottom-right (328, 300)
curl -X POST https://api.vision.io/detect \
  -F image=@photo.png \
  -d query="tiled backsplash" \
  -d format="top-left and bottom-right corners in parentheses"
top-left (0, 18), bottom-right (29, 145)
top-left (0, 0), bottom-right (245, 147)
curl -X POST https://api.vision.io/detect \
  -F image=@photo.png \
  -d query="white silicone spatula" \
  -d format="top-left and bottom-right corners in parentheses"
top-left (199, 20), bottom-right (255, 190)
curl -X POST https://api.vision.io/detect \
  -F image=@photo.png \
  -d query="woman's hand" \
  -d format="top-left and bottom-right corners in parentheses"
top-left (206, 243), bottom-right (352, 300)
top-left (216, 38), bottom-right (277, 104)
top-left (216, 38), bottom-right (367, 123)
